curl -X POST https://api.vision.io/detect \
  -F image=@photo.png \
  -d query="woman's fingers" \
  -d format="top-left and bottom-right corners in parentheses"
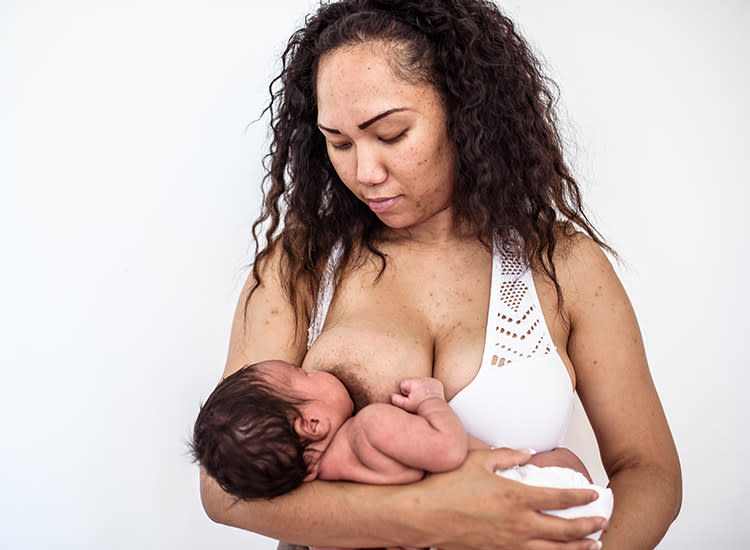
top-left (479, 449), bottom-right (607, 546)
top-left (473, 446), bottom-right (536, 471)
top-left (524, 485), bottom-right (601, 513)
top-left (524, 538), bottom-right (602, 550)
top-left (526, 510), bottom-right (607, 544)
top-left (409, 449), bottom-right (606, 549)
top-left (480, 448), bottom-right (605, 529)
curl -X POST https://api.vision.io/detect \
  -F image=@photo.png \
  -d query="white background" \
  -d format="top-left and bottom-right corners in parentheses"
top-left (1, 1), bottom-right (748, 548)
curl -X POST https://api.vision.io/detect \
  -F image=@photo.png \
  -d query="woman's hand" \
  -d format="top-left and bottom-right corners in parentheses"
top-left (392, 448), bottom-right (607, 550)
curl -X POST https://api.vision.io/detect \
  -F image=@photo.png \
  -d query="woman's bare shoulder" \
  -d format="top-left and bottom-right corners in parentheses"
top-left (552, 228), bottom-right (613, 274)
top-left (549, 230), bottom-right (620, 315)
top-left (224, 239), bottom-right (310, 376)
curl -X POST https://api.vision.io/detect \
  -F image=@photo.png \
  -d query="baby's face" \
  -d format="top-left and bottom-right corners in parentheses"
top-left (256, 360), bottom-right (354, 431)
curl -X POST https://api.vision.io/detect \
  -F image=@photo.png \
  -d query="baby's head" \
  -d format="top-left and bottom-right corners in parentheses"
top-left (191, 360), bottom-right (353, 499)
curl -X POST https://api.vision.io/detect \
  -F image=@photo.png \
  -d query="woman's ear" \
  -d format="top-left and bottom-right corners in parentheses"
top-left (293, 414), bottom-right (328, 441)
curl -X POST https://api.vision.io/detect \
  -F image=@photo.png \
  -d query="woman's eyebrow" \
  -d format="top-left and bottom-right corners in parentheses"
top-left (358, 108), bottom-right (407, 129)
top-left (318, 107), bottom-right (408, 134)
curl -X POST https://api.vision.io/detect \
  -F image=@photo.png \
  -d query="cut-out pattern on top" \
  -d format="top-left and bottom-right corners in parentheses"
top-left (485, 245), bottom-right (554, 367)
top-left (448, 239), bottom-right (572, 452)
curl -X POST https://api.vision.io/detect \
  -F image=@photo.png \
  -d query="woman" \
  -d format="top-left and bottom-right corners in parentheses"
top-left (200, 1), bottom-right (682, 548)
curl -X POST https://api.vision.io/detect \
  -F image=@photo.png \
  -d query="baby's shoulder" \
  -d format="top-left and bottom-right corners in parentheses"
top-left (356, 402), bottom-right (400, 419)
top-left (350, 402), bottom-right (406, 432)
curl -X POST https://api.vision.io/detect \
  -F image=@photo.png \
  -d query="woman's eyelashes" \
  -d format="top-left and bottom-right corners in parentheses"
top-left (328, 130), bottom-right (408, 150)
top-left (380, 129), bottom-right (408, 143)
top-left (329, 141), bottom-right (352, 150)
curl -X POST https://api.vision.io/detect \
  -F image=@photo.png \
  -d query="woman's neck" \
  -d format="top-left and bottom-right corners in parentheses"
top-left (381, 205), bottom-right (475, 249)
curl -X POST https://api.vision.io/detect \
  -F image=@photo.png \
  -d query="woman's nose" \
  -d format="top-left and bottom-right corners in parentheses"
top-left (356, 145), bottom-right (387, 186)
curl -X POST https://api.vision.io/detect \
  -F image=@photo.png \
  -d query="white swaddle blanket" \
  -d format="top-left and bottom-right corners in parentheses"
top-left (496, 464), bottom-right (614, 541)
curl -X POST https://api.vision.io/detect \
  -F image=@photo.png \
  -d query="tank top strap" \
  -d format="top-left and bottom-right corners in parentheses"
top-left (306, 240), bottom-right (344, 350)
top-left (481, 239), bottom-right (556, 368)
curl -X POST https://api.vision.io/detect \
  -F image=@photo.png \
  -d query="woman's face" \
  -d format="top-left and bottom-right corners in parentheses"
top-left (316, 42), bottom-right (456, 234)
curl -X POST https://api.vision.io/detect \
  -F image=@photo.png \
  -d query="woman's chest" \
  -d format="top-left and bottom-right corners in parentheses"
top-left (301, 245), bottom-right (493, 408)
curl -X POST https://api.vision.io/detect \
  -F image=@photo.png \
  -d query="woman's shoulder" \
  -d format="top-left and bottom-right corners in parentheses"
top-left (526, 226), bottom-right (614, 283)
top-left (252, 237), bottom-right (285, 286)
top-left (224, 239), bottom-right (311, 376)
top-left (255, 237), bottom-right (317, 304)
top-left (548, 229), bottom-right (625, 320)
top-left (552, 229), bottom-right (614, 276)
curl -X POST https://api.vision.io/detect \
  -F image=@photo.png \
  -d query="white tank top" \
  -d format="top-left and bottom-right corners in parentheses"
top-left (307, 241), bottom-right (574, 452)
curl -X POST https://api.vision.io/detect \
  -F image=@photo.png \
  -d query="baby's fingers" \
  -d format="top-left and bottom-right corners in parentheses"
top-left (399, 378), bottom-right (416, 395)
top-left (390, 392), bottom-right (411, 411)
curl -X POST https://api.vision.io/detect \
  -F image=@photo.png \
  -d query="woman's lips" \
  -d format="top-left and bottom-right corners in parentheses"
top-left (366, 195), bottom-right (400, 213)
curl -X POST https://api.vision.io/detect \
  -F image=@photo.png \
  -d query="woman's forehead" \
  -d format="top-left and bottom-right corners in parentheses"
top-left (316, 43), bottom-right (440, 127)
top-left (317, 45), bottom-right (399, 101)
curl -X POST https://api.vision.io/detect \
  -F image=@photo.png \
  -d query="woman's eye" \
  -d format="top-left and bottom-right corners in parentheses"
top-left (330, 142), bottom-right (352, 150)
top-left (380, 130), bottom-right (407, 144)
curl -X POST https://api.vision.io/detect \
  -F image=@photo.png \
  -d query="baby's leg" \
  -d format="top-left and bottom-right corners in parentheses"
top-left (527, 447), bottom-right (592, 483)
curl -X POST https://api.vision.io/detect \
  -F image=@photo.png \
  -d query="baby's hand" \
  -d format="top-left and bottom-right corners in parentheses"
top-left (391, 377), bottom-right (445, 413)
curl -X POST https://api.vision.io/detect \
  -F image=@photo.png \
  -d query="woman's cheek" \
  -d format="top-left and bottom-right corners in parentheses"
top-left (401, 145), bottom-right (428, 174)
top-left (329, 155), bottom-right (354, 186)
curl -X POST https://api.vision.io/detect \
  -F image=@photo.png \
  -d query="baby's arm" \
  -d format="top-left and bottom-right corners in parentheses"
top-left (352, 377), bottom-right (468, 474)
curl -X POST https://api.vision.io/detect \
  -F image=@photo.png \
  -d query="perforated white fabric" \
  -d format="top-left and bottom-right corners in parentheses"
top-left (450, 241), bottom-right (572, 451)
top-left (482, 244), bottom-right (555, 368)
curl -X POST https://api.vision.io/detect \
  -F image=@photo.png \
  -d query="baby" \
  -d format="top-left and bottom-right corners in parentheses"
top-left (192, 360), bottom-right (612, 543)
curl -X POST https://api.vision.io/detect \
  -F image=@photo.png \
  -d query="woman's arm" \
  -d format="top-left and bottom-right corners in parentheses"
top-left (560, 235), bottom-right (682, 549)
top-left (200, 243), bottom-right (608, 549)
top-left (202, 448), bottom-right (607, 549)
top-left (219, 245), bottom-right (309, 377)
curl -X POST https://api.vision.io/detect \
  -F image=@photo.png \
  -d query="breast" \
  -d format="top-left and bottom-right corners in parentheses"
top-left (302, 321), bottom-right (434, 410)
top-left (448, 353), bottom-right (574, 452)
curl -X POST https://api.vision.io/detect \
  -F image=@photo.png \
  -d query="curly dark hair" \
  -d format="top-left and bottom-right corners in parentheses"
top-left (191, 363), bottom-right (313, 500)
top-left (250, 0), bottom-right (610, 320)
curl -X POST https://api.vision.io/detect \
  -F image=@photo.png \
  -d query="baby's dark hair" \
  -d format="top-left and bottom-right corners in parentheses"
top-left (191, 363), bottom-right (313, 500)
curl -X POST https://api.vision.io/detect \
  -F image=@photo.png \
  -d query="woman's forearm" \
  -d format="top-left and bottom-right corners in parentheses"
top-left (202, 450), bottom-right (609, 550)
top-left (201, 468), bottom-right (415, 548)
top-left (601, 462), bottom-right (682, 549)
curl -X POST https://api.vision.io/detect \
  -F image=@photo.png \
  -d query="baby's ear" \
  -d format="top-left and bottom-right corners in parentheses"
top-left (303, 460), bottom-right (320, 482)
top-left (294, 415), bottom-right (327, 441)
